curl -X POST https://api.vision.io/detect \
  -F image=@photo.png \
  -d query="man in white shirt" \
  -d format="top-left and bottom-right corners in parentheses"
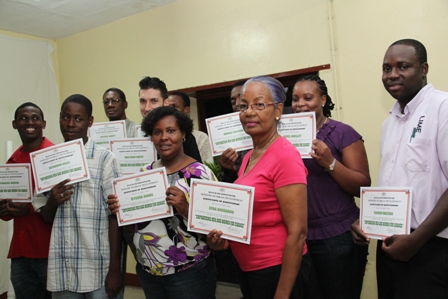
top-left (352, 39), bottom-right (448, 299)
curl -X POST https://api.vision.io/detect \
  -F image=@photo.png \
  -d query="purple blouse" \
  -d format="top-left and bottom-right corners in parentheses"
top-left (304, 119), bottom-right (362, 240)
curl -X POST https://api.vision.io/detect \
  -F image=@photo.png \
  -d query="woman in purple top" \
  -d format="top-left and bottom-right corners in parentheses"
top-left (292, 75), bottom-right (371, 299)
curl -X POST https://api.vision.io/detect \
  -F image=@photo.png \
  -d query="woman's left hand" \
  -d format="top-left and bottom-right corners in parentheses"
top-left (310, 139), bottom-right (334, 168)
top-left (166, 186), bottom-right (189, 217)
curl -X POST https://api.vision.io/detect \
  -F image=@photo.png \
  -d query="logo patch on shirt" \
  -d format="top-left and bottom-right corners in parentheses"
top-left (410, 116), bottom-right (425, 142)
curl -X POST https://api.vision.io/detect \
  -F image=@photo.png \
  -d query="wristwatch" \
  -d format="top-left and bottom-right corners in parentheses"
top-left (325, 158), bottom-right (336, 172)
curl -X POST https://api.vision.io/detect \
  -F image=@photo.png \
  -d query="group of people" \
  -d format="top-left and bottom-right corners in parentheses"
top-left (1, 37), bottom-right (447, 299)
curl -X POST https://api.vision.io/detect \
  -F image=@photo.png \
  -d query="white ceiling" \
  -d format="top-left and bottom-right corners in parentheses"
top-left (0, 0), bottom-right (177, 39)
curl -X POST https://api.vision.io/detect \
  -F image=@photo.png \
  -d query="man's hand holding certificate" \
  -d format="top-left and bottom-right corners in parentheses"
top-left (113, 167), bottom-right (172, 226)
top-left (360, 187), bottom-right (412, 239)
top-left (188, 179), bottom-right (254, 244)
top-left (30, 139), bottom-right (90, 194)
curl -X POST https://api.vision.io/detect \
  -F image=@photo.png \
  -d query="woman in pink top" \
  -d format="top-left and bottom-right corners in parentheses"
top-left (208, 76), bottom-right (314, 299)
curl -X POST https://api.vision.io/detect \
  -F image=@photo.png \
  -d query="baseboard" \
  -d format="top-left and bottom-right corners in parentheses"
top-left (125, 273), bottom-right (141, 287)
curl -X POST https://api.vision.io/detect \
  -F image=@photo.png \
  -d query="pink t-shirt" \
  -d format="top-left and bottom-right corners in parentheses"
top-left (231, 137), bottom-right (308, 272)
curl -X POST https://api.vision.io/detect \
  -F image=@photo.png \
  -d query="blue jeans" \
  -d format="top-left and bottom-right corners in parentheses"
top-left (52, 286), bottom-right (109, 299)
top-left (10, 257), bottom-right (51, 299)
top-left (136, 256), bottom-right (217, 299)
top-left (306, 231), bottom-right (369, 299)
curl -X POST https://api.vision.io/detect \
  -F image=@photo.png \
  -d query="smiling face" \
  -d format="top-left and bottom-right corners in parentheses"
top-left (13, 106), bottom-right (46, 144)
top-left (382, 44), bottom-right (428, 106)
top-left (292, 80), bottom-right (326, 120)
top-left (139, 88), bottom-right (164, 118)
top-left (103, 90), bottom-right (127, 121)
top-left (239, 81), bottom-right (282, 137)
top-left (60, 102), bottom-right (93, 144)
top-left (151, 115), bottom-right (185, 161)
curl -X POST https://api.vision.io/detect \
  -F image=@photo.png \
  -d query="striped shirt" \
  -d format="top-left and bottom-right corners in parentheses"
top-left (47, 138), bottom-right (122, 292)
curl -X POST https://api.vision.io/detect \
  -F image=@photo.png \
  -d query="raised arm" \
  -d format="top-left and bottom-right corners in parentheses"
top-left (274, 183), bottom-right (308, 299)
top-left (311, 139), bottom-right (371, 197)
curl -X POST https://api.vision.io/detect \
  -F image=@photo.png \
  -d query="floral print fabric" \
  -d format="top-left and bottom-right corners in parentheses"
top-left (124, 162), bottom-right (216, 276)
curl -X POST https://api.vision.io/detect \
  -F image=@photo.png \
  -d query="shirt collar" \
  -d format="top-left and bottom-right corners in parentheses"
top-left (389, 83), bottom-right (433, 117)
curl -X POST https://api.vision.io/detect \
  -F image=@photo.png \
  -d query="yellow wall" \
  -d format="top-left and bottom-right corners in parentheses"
top-left (0, 29), bottom-right (60, 89)
top-left (3, 0), bottom-right (448, 298)
top-left (56, 1), bottom-right (448, 298)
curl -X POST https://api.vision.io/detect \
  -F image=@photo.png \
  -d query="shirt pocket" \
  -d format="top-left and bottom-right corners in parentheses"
top-left (405, 137), bottom-right (431, 172)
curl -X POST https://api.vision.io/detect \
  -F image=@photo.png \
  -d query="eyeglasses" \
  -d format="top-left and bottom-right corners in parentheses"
top-left (103, 98), bottom-right (122, 105)
top-left (235, 103), bottom-right (277, 113)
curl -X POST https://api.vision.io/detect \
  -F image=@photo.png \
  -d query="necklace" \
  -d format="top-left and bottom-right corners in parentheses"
top-left (316, 117), bottom-right (328, 133)
top-left (248, 133), bottom-right (278, 166)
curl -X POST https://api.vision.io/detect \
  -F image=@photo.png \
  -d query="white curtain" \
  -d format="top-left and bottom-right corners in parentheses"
top-left (0, 34), bottom-right (61, 296)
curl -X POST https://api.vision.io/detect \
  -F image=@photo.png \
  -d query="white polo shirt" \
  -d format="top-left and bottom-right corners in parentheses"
top-left (379, 83), bottom-right (448, 239)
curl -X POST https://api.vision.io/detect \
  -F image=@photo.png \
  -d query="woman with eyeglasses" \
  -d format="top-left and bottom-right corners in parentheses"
top-left (292, 75), bottom-right (371, 299)
top-left (207, 76), bottom-right (315, 299)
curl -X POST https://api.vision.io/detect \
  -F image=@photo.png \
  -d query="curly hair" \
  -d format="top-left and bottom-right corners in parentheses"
top-left (296, 75), bottom-right (335, 117)
top-left (141, 106), bottom-right (193, 137)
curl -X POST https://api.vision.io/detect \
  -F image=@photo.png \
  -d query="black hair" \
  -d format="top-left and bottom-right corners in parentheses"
top-left (296, 74), bottom-right (335, 118)
top-left (390, 39), bottom-right (427, 65)
top-left (169, 91), bottom-right (190, 107)
top-left (61, 94), bottom-right (93, 117)
top-left (231, 80), bottom-right (246, 89)
top-left (141, 106), bottom-right (193, 137)
top-left (103, 87), bottom-right (126, 102)
top-left (139, 76), bottom-right (168, 99)
top-left (14, 102), bottom-right (44, 121)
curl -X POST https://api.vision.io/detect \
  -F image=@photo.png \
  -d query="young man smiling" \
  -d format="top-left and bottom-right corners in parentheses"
top-left (352, 39), bottom-right (448, 299)
top-left (41, 95), bottom-right (123, 299)
top-left (1, 102), bottom-right (54, 299)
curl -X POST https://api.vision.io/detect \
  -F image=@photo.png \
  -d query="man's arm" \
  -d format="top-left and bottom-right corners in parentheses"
top-left (383, 188), bottom-right (448, 261)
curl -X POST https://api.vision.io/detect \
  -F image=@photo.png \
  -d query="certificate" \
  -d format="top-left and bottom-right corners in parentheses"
top-left (110, 138), bottom-right (157, 174)
top-left (206, 112), bottom-right (252, 156)
top-left (0, 164), bottom-right (32, 202)
top-left (277, 112), bottom-right (316, 158)
top-left (30, 138), bottom-right (90, 194)
top-left (360, 187), bottom-right (412, 239)
top-left (188, 179), bottom-right (254, 244)
top-left (113, 167), bottom-right (172, 226)
top-left (135, 125), bottom-right (147, 138)
top-left (88, 120), bottom-right (126, 150)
